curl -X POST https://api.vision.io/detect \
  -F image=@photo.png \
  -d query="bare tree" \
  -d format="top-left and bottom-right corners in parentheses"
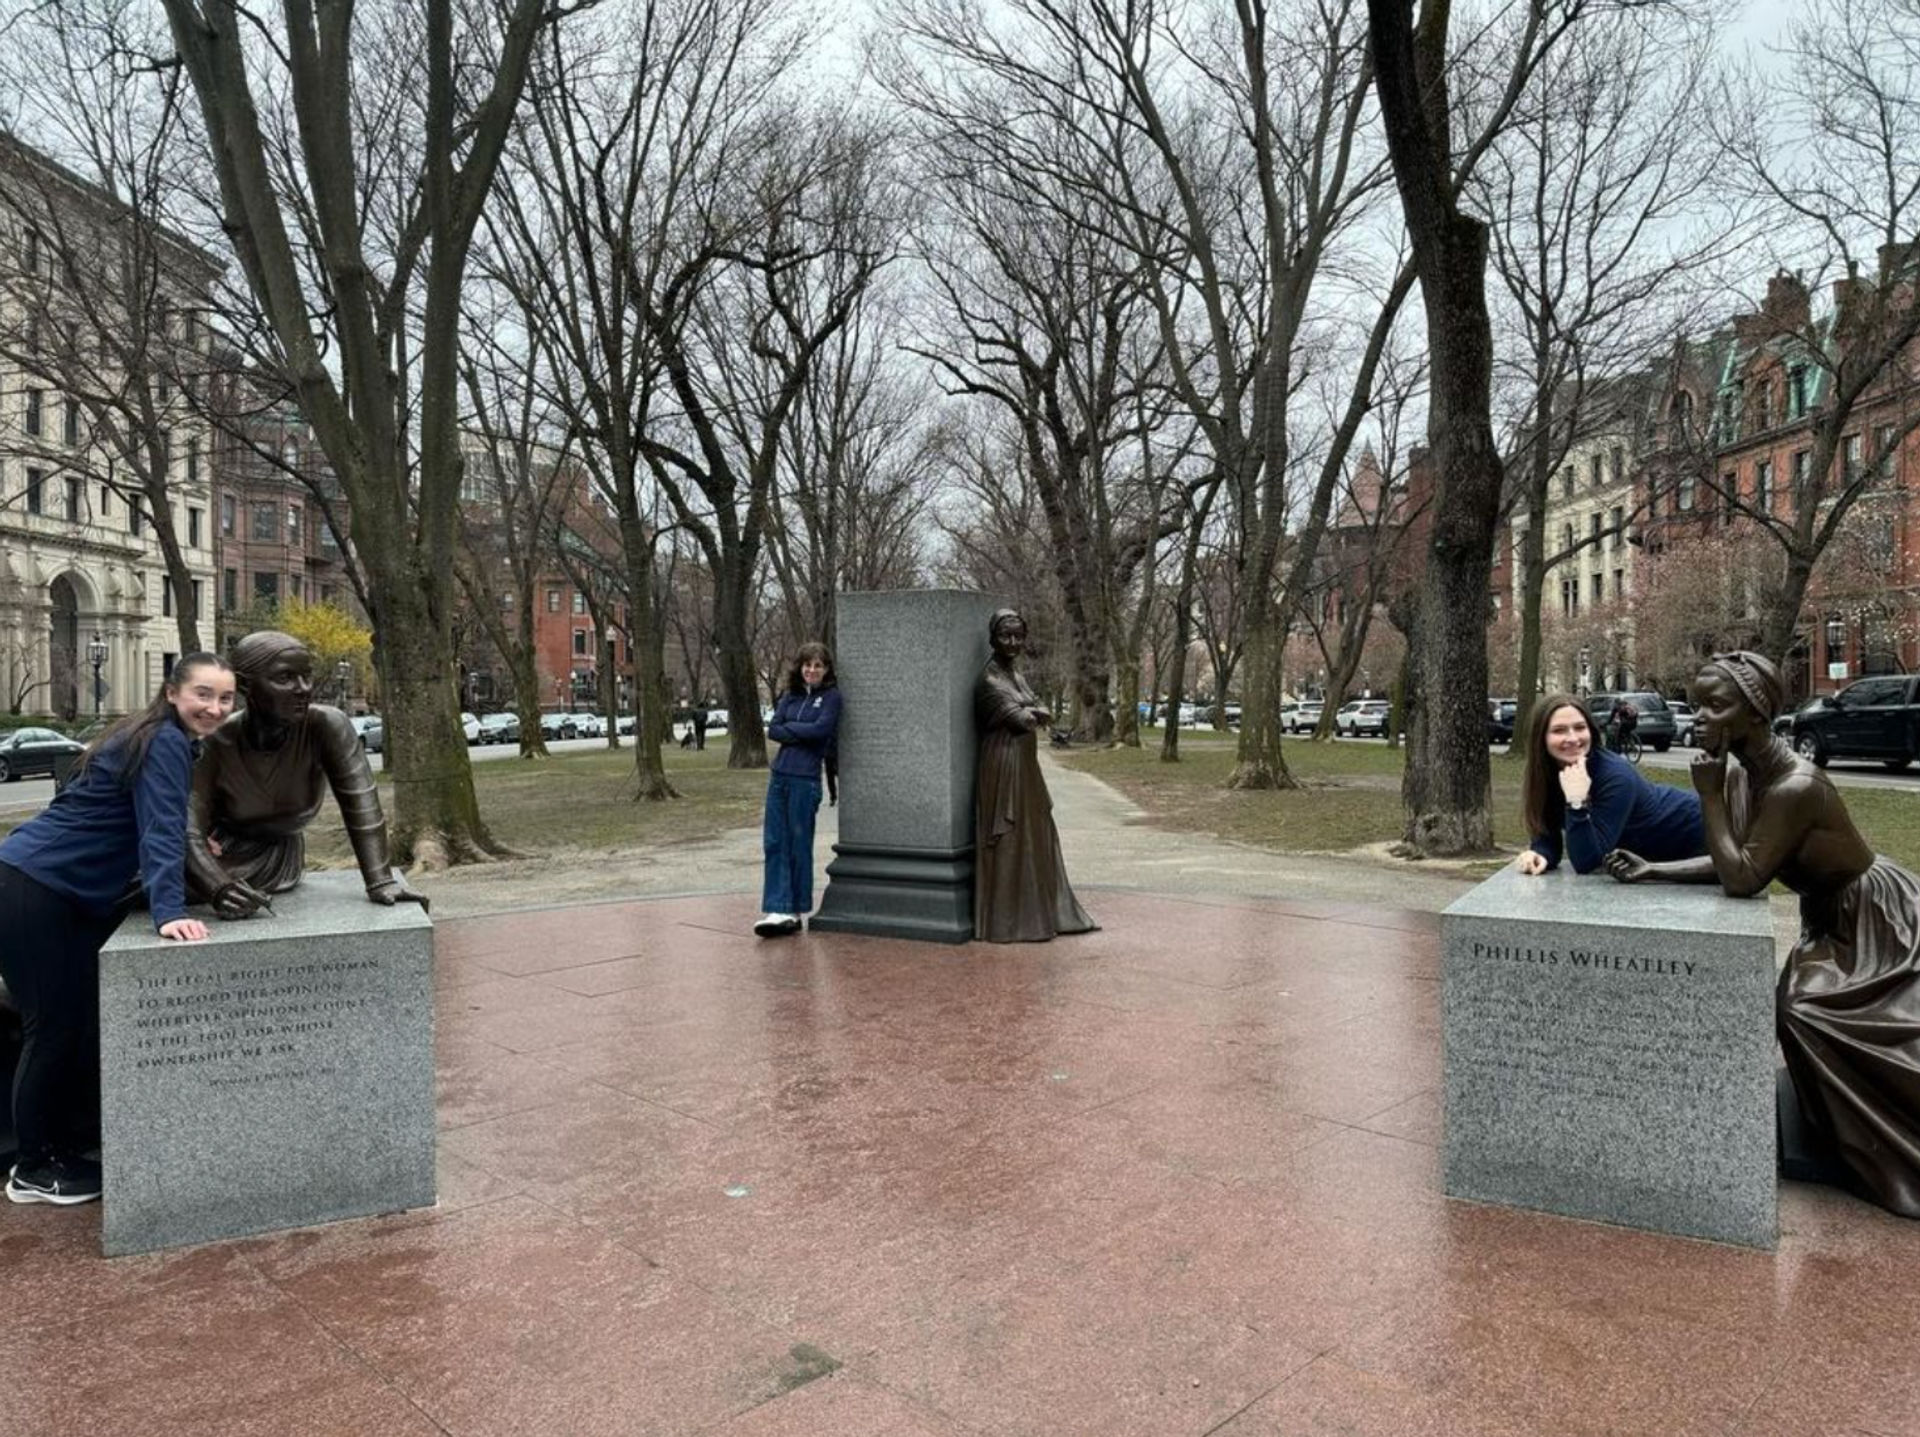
top-left (0, 0), bottom-right (218, 655)
top-left (157, 0), bottom-right (572, 866)
top-left (1705, 0), bottom-right (1920, 665)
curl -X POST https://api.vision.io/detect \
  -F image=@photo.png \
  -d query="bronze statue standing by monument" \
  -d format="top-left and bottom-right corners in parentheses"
top-left (186, 631), bottom-right (428, 916)
top-left (1606, 651), bottom-right (1920, 1218)
top-left (972, 609), bottom-right (1095, 944)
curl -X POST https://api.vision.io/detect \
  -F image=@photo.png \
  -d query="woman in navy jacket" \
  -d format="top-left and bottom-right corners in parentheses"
top-left (1515, 692), bottom-right (1706, 876)
top-left (755, 643), bottom-right (842, 936)
top-left (0, 652), bottom-right (235, 1205)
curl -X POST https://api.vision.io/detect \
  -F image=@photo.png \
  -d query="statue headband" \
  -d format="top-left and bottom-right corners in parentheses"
top-left (1702, 650), bottom-right (1783, 723)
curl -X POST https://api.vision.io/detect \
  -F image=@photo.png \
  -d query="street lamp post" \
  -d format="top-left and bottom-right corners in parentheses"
top-left (335, 659), bottom-right (353, 708)
top-left (87, 632), bottom-right (107, 719)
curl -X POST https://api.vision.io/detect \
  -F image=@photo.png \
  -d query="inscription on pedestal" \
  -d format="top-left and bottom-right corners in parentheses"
top-left (101, 874), bottom-right (435, 1256)
top-left (1443, 869), bottom-right (1778, 1248)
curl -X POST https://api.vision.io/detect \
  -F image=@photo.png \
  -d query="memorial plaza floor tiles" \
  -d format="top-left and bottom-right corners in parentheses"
top-left (4, 889), bottom-right (1918, 1436)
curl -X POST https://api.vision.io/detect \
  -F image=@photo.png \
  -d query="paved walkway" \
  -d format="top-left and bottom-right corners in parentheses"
top-left (10, 888), bottom-right (1914, 1436)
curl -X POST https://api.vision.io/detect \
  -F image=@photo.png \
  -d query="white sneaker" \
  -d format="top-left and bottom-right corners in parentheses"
top-left (754, 913), bottom-right (793, 937)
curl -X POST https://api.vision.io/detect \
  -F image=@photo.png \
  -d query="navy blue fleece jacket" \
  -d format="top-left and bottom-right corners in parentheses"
top-left (768, 685), bottom-right (842, 781)
top-left (1528, 746), bottom-right (1706, 874)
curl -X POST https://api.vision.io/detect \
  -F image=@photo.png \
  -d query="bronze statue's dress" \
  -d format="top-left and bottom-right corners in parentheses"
top-left (185, 704), bottom-right (396, 902)
top-left (1723, 768), bottom-right (1920, 1217)
top-left (972, 661), bottom-right (1095, 943)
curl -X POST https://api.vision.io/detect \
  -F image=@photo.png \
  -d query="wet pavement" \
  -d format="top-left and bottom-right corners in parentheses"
top-left (6, 888), bottom-right (1917, 1436)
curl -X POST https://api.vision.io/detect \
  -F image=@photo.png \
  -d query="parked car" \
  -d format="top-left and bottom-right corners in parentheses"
top-left (572, 712), bottom-right (605, 739)
top-left (0, 726), bottom-right (84, 782)
top-left (705, 709), bottom-right (730, 733)
top-left (350, 715), bottom-right (385, 753)
top-left (1586, 691), bottom-right (1677, 752)
top-left (539, 712), bottom-right (579, 742)
top-left (477, 713), bottom-right (521, 745)
top-left (617, 715), bottom-right (638, 736)
top-left (1284, 701), bottom-right (1325, 735)
top-left (1773, 695), bottom-right (1832, 739)
top-left (1782, 674), bottom-right (1920, 769)
top-left (461, 711), bottom-right (481, 745)
top-left (1335, 699), bottom-right (1392, 737)
top-left (1668, 701), bottom-right (1697, 747)
top-left (1487, 698), bottom-right (1518, 744)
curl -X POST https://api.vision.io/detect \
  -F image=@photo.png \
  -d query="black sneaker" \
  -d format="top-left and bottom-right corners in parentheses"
top-left (6, 1156), bottom-right (102, 1206)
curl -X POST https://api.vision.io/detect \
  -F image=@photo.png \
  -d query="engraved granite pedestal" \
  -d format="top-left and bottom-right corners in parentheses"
top-left (809, 589), bottom-right (1001, 943)
top-left (98, 873), bottom-right (435, 1256)
top-left (1442, 867), bottom-right (1779, 1248)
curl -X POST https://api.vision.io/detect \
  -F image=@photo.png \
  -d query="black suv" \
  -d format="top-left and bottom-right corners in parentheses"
top-left (1783, 674), bottom-right (1920, 770)
top-left (1586, 692), bottom-right (1677, 752)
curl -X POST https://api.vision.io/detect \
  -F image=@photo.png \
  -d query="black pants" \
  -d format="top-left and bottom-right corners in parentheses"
top-left (0, 863), bottom-right (120, 1168)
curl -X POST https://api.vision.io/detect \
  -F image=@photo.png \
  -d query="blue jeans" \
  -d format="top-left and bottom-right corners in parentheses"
top-left (761, 773), bottom-right (822, 914)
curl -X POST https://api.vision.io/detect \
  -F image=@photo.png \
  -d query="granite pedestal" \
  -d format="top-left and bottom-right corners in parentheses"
top-left (809, 589), bottom-right (1001, 943)
top-left (1442, 867), bottom-right (1779, 1247)
top-left (98, 872), bottom-right (435, 1256)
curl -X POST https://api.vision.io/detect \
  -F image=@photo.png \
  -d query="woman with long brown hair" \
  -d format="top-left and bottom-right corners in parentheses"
top-left (1514, 692), bottom-right (1705, 876)
top-left (0, 653), bottom-right (235, 1206)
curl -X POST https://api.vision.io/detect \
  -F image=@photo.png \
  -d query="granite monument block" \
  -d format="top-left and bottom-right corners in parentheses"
top-left (99, 871), bottom-right (435, 1256)
top-left (1442, 866), bottom-right (1778, 1247)
top-left (809, 589), bottom-right (1001, 943)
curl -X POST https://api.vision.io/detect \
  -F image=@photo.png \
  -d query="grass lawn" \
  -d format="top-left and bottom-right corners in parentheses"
top-left (0, 744), bottom-right (770, 860)
top-left (1062, 729), bottom-right (1920, 875)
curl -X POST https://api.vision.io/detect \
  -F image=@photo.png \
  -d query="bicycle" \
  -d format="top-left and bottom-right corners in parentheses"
top-left (1611, 728), bottom-right (1643, 764)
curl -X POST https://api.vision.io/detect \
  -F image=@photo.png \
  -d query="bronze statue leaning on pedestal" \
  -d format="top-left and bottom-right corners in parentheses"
top-left (1605, 651), bottom-right (1920, 1218)
top-left (972, 608), bottom-right (1096, 944)
top-left (186, 631), bottom-right (428, 917)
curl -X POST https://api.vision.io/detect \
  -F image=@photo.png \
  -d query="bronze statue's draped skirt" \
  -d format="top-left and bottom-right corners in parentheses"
top-left (973, 723), bottom-right (1095, 943)
top-left (1779, 857), bottom-right (1920, 1218)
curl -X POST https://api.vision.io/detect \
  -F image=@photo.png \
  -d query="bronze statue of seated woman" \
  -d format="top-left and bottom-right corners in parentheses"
top-left (1606, 651), bottom-right (1920, 1218)
top-left (186, 631), bottom-right (427, 917)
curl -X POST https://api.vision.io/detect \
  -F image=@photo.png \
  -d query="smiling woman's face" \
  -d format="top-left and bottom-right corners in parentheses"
top-left (1543, 704), bottom-right (1591, 766)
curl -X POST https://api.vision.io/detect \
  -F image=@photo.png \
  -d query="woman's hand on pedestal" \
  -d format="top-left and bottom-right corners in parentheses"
top-left (160, 918), bottom-right (210, 941)
top-left (1515, 850), bottom-right (1548, 876)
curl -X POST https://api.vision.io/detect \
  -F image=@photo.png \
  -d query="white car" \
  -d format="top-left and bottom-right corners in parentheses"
top-left (461, 711), bottom-right (481, 744)
top-left (571, 712), bottom-right (605, 739)
top-left (1335, 699), bottom-right (1392, 737)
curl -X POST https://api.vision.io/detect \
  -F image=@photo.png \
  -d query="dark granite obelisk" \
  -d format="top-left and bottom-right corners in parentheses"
top-left (808, 590), bottom-right (1001, 943)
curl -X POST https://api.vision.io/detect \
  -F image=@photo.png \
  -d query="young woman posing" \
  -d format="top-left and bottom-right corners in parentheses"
top-left (0, 654), bottom-right (235, 1205)
top-left (755, 643), bottom-right (842, 937)
top-left (1514, 692), bottom-right (1705, 877)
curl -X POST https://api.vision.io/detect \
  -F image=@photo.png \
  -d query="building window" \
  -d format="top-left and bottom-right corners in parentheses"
top-left (1842, 433), bottom-right (1862, 480)
top-left (64, 476), bottom-right (79, 522)
top-left (1677, 474), bottom-right (1696, 511)
top-left (63, 399), bottom-right (78, 445)
top-left (23, 226), bottom-right (40, 276)
top-left (130, 501), bottom-right (143, 536)
top-left (1591, 572), bottom-right (1604, 604)
top-left (163, 583), bottom-right (173, 617)
top-left (253, 571), bottom-right (279, 604)
top-left (189, 507), bottom-right (202, 548)
top-left (1588, 511), bottom-right (1601, 543)
top-left (221, 494), bottom-right (235, 536)
top-left (288, 504), bottom-right (302, 545)
top-left (1609, 445), bottom-right (1623, 484)
top-left (223, 568), bottom-right (238, 610)
top-left (572, 592), bottom-right (586, 615)
top-left (1792, 449), bottom-right (1810, 491)
top-left (1756, 459), bottom-right (1773, 513)
top-left (546, 587), bottom-right (560, 612)
top-left (99, 484), bottom-right (110, 516)
top-left (1609, 504), bottom-right (1624, 548)
top-left (1589, 454), bottom-right (1604, 487)
top-left (573, 628), bottom-right (589, 655)
top-left (1754, 381), bottom-right (1772, 431)
top-left (252, 502), bottom-right (277, 541)
top-left (289, 573), bottom-right (303, 600)
top-left (187, 436), bottom-right (200, 483)
top-left (24, 388), bottom-right (42, 438)
top-left (24, 467), bottom-right (43, 515)
top-left (1876, 423), bottom-right (1898, 459)
top-left (191, 579), bottom-right (203, 619)
top-left (1787, 365), bottom-right (1809, 419)
top-left (1613, 568), bottom-right (1625, 598)
top-left (1561, 466), bottom-right (1574, 498)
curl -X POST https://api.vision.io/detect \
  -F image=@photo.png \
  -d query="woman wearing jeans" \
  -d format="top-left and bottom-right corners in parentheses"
top-left (755, 643), bottom-right (841, 937)
top-left (0, 653), bottom-right (234, 1205)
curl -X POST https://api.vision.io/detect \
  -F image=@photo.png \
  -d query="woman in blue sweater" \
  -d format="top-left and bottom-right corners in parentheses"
top-left (755, 643), bottom-right (843, 937)
top-left (1515, 693), bottom-right (1706, 876)
top-left (0, 653), bottom-right (235, 1205)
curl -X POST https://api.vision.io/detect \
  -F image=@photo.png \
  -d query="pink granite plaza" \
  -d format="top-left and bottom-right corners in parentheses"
top-left (4, 889), bottom-right (1918, 1436)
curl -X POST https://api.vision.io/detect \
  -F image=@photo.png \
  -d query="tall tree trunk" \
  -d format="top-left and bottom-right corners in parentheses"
top-left (620, 515), bottom-right (676, 800)
top-left (713, 564), bottom-right (768, 769)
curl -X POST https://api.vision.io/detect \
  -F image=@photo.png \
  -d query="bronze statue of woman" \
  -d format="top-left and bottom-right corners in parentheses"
top-left (972, 609), bottom-right (1095, 943)
top-left (186, 631), bottom-right (427, 916)
top-left (1606, 651), bottom-right (1920, 1217)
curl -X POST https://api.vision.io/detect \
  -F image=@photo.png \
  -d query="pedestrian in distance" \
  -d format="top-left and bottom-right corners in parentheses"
top-left (1514, 692), bottom-right (1705, 877)
top-left (755, 644), bottom-right (841, 937)
top-left (0, 653), bottom-right (236, 1206)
